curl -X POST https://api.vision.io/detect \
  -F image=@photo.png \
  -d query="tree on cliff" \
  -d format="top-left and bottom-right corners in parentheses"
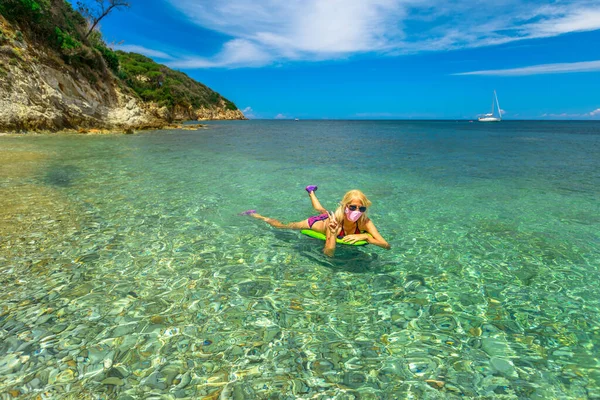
top-left (77, 0), bottom-right (130, 39)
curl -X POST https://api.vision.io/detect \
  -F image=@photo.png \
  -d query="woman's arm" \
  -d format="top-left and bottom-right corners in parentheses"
top-left (323, 212), bottom-right (339, 257)
top-left (347, 219), bottom-right (390, 250)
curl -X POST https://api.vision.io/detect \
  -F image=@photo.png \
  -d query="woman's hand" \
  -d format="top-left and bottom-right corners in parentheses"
top-left (327, 211), bottom-right (340, 236)
top-left (342, 234), bottom-right (368, 244)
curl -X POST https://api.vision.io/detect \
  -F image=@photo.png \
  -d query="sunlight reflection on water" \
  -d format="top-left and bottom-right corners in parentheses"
top-left (1, 121), bottom-right (599, 398)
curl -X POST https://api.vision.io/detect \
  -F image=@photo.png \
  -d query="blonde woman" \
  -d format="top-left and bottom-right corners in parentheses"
top-left (241, 186), bottom-right (390, 256)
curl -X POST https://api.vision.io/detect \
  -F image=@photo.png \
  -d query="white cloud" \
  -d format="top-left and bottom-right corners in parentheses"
top-left (588, 108), bottom-right (600, 117)
top-left (522, 8), bottom-right (600, 37)
top-left (241, 106), bottom-right (256, 119)
top-left (114, 44), bottom-right (173, 59)
top-left (274, 113), bottom-right (287, 119)
top-left (167, 39), bottom-right (272, 68)
top-left (162, 0), bottom-right (600, 68)
top-left (454, 60), bottom-right (600, 76)
top-left (541, 112), bottom-right (580, 118)
top-left (540, 109), bottom-right (600, 119)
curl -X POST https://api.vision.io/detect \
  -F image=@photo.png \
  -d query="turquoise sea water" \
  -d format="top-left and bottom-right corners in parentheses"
top-left (1, 120), bottom-right (599, 399)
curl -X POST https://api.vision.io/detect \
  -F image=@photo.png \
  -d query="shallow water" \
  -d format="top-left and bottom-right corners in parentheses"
top-left (1, 120), bottom-right (599, 399)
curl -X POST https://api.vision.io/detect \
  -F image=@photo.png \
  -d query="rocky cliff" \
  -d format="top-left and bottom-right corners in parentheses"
top-left (173, 105), bottom-right (247, 121)
top-left (0, 10), bottom-right (245, 133)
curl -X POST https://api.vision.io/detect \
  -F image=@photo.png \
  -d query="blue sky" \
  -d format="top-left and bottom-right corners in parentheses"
top-left (91, 0), bottom-right (600, 120)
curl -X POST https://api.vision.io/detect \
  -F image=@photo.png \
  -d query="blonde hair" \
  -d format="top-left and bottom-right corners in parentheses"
top-left (333, 189), bottom-right (372, 224)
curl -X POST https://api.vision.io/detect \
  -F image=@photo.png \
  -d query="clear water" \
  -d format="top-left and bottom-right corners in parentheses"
top-left (1, 120), bottom-right (599, 399)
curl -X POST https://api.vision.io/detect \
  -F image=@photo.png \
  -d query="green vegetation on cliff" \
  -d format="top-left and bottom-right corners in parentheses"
top-left (0, 0), bottom-right (117, 74)
top-left (116, 51), bottom-right (238, 110)
top-left (0, 0), bottom-right (238, 114)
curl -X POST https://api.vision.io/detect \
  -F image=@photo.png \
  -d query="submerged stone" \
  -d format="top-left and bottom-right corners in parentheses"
top-left (490, 357), bottom-right (517, 378)
top-left (102, 377), bottom-right (124, 386)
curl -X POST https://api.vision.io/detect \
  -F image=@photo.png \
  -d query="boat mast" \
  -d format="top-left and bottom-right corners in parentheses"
top-left (494, 90), bottom-right (501, 120)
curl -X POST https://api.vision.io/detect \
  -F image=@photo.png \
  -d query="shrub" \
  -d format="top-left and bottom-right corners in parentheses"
top-left (0, 0), bottom-right (50, 27)
top-left (11, 46), bottom-right (24, 60)
top-left (55, 27), bottom-right (81, 52)
top-left (95, 44), bottom-right (119, 72)
top-left (146, 70), bottom-right (163, 84)
top-left (115, 50), bottom-right (238, 112)
top-left (208, 92), bottom-right (220, 104)
top-left (224, 100), bottom-right (237, 110)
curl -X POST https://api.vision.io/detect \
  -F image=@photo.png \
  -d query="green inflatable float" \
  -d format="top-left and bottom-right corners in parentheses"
top-left (300, 230), bottom-right (369, 246)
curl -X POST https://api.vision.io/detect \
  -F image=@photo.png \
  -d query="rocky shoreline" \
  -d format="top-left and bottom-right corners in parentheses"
top-left (0, 52), bottom-right (246, 133)
top-left (0, 15), bottom-right (246, 134)
top-left (0, 123), bottom-right (213, 135)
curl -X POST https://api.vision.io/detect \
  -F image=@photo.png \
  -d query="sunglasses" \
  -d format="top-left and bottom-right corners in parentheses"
top-left (347, 205), bottom-right (367, 212)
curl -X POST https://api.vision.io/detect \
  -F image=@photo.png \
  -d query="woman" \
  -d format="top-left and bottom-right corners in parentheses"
top-left (242, 186), bottom-right (391, 256)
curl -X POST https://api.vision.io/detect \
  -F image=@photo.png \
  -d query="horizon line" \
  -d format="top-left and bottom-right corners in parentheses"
top-left (205, 118), bottom-right (600, 122)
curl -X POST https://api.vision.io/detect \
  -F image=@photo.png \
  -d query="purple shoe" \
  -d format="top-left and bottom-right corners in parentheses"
top-left (239, 209), bottom-right (256, 215)
top-left (305, 185), bottom-right (318, 194)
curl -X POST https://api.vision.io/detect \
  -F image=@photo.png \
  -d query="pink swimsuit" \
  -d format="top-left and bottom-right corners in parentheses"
top-left (307, 214), bottom-right (361, 238)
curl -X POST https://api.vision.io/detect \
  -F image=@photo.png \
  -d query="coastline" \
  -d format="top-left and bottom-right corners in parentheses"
top-left (0, 122), bottom-right (212, 136)
top-left (0, 12), bottom-right (246, 137)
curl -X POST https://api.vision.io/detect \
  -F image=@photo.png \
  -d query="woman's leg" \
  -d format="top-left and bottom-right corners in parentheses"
top-left (249, 213), bottom-right (309, 230)
top-left (308, 191), bottom-right (327, 213)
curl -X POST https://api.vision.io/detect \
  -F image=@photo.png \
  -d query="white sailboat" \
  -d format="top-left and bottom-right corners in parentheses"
top-left (478, 90), bottom-right (502, 122)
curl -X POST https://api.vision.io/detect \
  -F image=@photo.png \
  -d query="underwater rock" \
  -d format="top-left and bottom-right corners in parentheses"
top-left (56, 369), bottom-right (75, 382)
top-left (161, 364), bottom-right (181, 386)
top-left (309, 359), bottom-right (335, 375)
top-left (236, 280), bottom-right (272, 298)
top-left (101, 377), bottom-right (124, 386)
top-left (140, 370), bottom-right (166, 390)
top-left (481, 338), bottom-right (512, 358)
top-left (490, 357), bottom-right (517, 378)
top-left (342, 371), bottom-right (367, 389)
top-left (425, 379), bottom-right (445, 389)
top-left (173, 371), bottom-right (191, 390)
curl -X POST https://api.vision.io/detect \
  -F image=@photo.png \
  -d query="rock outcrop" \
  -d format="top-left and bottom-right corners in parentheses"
top-left (0, 14), bottom-right (245, 133)
top-left (173, 104), bottom-right (246, 121)
top-left (0, 56), bottom-right (164, 131)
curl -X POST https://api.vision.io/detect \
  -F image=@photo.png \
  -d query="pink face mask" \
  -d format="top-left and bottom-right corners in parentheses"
top-left (345, 207), bottom-right (363, 222)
